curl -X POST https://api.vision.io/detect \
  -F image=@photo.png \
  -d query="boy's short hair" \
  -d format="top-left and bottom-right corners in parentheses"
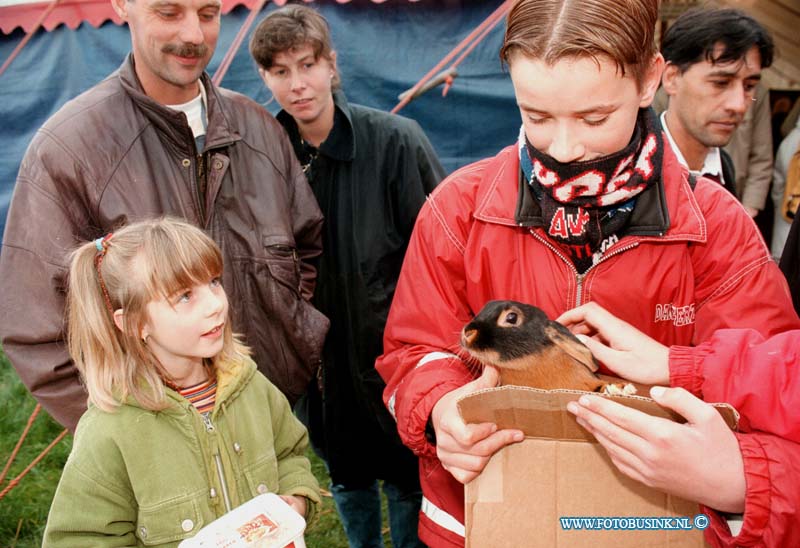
top-left (500, 0), bottom-right (659, 88)
top-left (249, 4), bottom-right (340, 89)
top-left (661, 7), bottom-right (774, 73)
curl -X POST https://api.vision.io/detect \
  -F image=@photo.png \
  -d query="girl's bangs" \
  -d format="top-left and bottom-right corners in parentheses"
top-left (140, 226), bottom-right (223, 300)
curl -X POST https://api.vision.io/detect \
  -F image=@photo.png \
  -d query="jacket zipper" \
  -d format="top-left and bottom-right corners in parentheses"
top-left (196, 152), bottom-right (207, 224)
top-left (528, 228), bottom-right (640, 308)
top-left (202, 413), bottom-right (232, 512)
top-left (292, 248), bottom-right (301, 294)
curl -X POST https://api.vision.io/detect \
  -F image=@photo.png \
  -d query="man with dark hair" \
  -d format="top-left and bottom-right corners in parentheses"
top-left (0, 0), bottom-right (329, 433)
top-left (659, 7), bottom-right (774, 195)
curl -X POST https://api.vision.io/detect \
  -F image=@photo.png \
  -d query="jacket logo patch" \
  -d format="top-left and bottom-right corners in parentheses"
top-left (654, 303), bottom-right (696, 327)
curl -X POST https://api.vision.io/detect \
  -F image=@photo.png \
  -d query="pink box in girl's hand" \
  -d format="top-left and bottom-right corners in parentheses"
top-left (179, 493), bottom-right (306, 548)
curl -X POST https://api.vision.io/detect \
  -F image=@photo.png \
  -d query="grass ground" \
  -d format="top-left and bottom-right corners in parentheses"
top-left (0, 350), bottom-right (391, 547)
top-left (0, 350), bottom-right (71, 548)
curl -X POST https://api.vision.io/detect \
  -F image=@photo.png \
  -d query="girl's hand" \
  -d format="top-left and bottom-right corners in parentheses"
top-left (557, 302), bottom-right (670, 385)
top-left (566, 386), bottom-right (745, 513)
top-left (279, 495), bottom-right (308, 518)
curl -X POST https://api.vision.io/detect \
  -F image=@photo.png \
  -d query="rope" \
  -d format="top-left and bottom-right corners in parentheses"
top-left (391, 0), bottom-right (514, 114)
top-left (441, 9), bottom-right (505, 97)
top-left (212, 0), bottom-right (270, 87)
top-left (0, 404), bottom-right (69, 501)
top-left (0, 0), bottom-right (63, 79)
top-left (0, 429), bottom-right (68, 501)
top-left (0, 404), bottom-right (41, 485)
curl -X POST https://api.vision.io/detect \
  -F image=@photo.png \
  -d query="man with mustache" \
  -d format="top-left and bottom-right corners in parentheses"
top-left (0, 0), bottom-right (329, 434)
top-left (659, 8), bottom-right (773, 193)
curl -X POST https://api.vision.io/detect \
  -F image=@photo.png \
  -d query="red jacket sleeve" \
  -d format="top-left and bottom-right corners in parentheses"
top-left (704, 431), bottom-right (800, 548)
top-left (670, 329), bottom-right (800, 443)
top-left (670, 329), bottom-right (800, 547)
top-left (376, 172), bottom-right (483, 458)
top-left (688, 177), bottom-right (800, 346)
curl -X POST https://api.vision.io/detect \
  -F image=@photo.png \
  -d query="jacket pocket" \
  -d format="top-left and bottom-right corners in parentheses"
top-left (263, 235), bottom-right (301, 296)
top-left (230, 236), bottom-right (329, 405)
top-left (241, 453), bottom-right (280, 498)
top-left (135, 494), bottom-right (205, 546)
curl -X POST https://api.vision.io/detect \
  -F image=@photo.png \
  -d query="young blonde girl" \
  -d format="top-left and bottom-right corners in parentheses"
top-left (43, 217), bottom-right (320, 547)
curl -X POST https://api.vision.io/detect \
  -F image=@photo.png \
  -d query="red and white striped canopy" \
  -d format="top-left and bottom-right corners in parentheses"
top-left (0, 0), bottom-right (423, 35)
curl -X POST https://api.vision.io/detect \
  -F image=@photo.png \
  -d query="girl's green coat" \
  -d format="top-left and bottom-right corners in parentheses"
top-left (43, 356), bottom-right (320, 547)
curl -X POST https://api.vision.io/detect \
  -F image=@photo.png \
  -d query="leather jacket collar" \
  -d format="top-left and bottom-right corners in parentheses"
top-left (117, 54), bottom-right (240, 154)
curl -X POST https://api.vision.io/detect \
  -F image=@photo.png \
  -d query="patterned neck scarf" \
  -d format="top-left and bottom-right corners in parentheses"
top-left (520, 107), bottom-right (663, 273)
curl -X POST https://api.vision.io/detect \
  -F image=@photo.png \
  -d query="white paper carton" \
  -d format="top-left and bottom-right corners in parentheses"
top-left (179, 493), bottom-right (306, 548)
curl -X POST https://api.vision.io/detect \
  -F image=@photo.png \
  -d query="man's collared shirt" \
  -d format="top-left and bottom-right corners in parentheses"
top-left (660, 111), bottom-right (725, 183)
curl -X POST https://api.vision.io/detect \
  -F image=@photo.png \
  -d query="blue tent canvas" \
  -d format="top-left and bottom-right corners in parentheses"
top-left (0, 0), bottom-right (520, 240)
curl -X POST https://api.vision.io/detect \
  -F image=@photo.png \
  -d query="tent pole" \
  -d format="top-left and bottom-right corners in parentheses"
top-left (212, 0), bottom-right (269, 87)
top-left (391, 0), bottom-right (513, 114)
top-left (0, 0), bottom-right (63, 78)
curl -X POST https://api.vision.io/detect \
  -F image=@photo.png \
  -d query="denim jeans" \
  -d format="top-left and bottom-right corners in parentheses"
top-left (330, 480), bottom-right (425, 548)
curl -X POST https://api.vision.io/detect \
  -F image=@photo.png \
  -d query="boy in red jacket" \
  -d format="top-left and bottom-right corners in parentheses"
top-left (376, 1), bottom-right (800, 547)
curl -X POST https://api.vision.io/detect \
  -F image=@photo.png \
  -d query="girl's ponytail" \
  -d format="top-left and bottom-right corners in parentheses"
top-left (66, 236), bottom-right (129, 412)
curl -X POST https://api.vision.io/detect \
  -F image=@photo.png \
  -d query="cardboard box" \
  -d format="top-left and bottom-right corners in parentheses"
top-left (458, 385), bottom-right (738, 548)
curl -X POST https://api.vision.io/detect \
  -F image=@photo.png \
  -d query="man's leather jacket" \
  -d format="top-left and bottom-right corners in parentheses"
top-left (0, 55), bottom-right (329, 430)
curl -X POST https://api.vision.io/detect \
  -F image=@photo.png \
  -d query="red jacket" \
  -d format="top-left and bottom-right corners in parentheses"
top-left (671, 329), bottom-right (800, 547)
top-left (376, 144), bottom-right (800, 548)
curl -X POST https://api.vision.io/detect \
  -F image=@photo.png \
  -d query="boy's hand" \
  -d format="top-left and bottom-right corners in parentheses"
top-left (431, 365), bottom-right (524, 484)
top-left (557, 302), bottom-right (670, 385)
top-left (567, 386), bottom-right (745, 513)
